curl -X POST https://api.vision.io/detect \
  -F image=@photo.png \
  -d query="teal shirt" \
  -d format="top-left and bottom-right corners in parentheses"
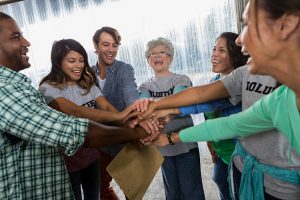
top-left (180, 85), bottom-right (300, 155)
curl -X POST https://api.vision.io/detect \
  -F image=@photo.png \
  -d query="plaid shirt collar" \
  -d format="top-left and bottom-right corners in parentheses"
top-left (0, 66), bottom-right (31, 84)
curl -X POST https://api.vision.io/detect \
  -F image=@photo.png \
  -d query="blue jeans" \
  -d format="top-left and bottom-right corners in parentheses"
top-left (69, 159), bottom-right (100, 200)
top-left (161, 148), bottom-right (205, 200)
top-left (232, 162), bottom-right (241, 199)
top-left (212, 157), bottom-right (231, 200)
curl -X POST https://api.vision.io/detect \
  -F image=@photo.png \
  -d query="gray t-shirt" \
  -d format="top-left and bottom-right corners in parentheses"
top-left (38, 82), bottom-right (103, 172)
top-left (39, 83), bottom-right (103, 107)
top-left (139, 72), bottom-right (198, 156)
top-left (221, 65), bottom-right (300, 199)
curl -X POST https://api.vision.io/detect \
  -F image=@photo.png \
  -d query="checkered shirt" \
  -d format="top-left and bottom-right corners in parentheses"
top-left (0, 66), bottom-right (89, 199)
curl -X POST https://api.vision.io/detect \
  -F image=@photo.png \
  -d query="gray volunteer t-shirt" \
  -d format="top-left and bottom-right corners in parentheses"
top-left (139, 72), bottom-right (198, 156)
top-left (39, 83), bottom-right (103, 108)
top-left (221, 65), bottom-right (300, 199)
top-left (38, 82), bottom-right (103, 172)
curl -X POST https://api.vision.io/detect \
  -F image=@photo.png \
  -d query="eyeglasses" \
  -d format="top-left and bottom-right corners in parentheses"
top-left (148, 51), bottom-right (170, 58)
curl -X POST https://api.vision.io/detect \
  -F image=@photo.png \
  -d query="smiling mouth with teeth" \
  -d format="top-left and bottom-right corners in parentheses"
top-left (212, 59), bottom-right (220, 64)
top-left (21, 49), bottom-right (29, 57)
top-left (246, 57), bottom-right (252, 65)
top-left (154, 61), bottom-right (163, 65)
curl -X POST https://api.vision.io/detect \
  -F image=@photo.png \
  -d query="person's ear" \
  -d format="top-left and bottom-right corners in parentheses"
top-left (93, 42), bottom-right (99, 54)
top-left (278, 13), bottom-right (300, 40)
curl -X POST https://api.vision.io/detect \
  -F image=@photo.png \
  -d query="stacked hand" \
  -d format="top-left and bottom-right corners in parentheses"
top-left (128, 99), bottom-right (180, 147)
top-left (118, 103), bottom-right (142, 123)
top-left (130, 99), bottom-right (176, 126)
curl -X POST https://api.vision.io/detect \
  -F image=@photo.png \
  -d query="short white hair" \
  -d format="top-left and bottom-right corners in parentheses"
top-left (145, 37), bottom-right (174, 58)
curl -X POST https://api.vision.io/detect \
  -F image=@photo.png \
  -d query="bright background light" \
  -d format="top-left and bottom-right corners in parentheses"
top-left (3, 0), bottom-right (237, 87)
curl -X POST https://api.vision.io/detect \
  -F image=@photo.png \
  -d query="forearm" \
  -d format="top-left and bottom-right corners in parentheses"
top-left (96, 97), bottom-right (119, 112)
top-left (49, 99), bottom-right (120, 123)
top-left (164, 115), bottom-right (193, 134)
top-left (179, 118), bottom-right (238, 142)
top-left (207, 142), bottom-right (215, 154)
top-left (179, 99), bottom-right (233, 115)
top-left (179, 106), bottom-right (274, 142)
top-left (154, 81), bottom-right (229, 110)
top-left (72, 108), bottom-right (120, 123)
top-left (84, 121), bottom-right (148, 147)
top-left (153, 87), bottom-right (204, 109)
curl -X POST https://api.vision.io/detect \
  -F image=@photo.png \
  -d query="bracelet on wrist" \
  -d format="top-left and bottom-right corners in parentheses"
top-left (167, 134), bottom-right (175, 145)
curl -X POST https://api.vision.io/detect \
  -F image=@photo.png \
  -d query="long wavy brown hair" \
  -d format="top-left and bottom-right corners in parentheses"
top-left (40, 39), bottom-right (96, 94)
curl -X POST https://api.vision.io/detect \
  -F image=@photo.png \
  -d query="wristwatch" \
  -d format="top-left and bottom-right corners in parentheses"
top-left (167, 134), bottom-right (175, 145)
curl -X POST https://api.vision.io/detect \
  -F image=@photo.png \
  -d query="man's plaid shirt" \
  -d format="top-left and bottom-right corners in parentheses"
top-left (0, 66), bottom-right (89, 199)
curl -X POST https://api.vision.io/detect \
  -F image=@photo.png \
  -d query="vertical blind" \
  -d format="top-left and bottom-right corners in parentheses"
top-left (2, 0), bottom-right (238, 88)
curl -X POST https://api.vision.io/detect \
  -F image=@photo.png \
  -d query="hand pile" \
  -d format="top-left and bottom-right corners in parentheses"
top-left (124, 98), bottom-right (176, 147)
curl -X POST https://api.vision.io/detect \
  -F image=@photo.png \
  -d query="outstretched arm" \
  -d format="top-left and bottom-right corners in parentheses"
top-left (149, 98), bottom-right (233, 121)
top-left (179, 98), bottom-right (234, 115)
top-left (153, 96), bottom-right (274, 147)
top-left (140, 80), bottom-right (229, 120)
top-left (182, 97), bottom-right (274, 142)
top-left (84, 120), bottom-right (148, 147)
top-left (49, 97), bottom-right (136, 124)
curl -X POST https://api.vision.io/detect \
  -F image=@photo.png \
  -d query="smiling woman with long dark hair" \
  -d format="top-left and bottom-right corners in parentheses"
top-left (39, 39), bottom-right (139, 200)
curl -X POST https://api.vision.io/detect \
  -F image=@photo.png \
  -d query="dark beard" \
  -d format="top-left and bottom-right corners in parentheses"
top-left (7, 54), bottom-right (29, 72)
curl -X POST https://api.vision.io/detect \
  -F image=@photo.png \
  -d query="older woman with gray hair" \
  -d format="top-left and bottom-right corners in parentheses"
top-left (138, 37), bottom-right (205, 199)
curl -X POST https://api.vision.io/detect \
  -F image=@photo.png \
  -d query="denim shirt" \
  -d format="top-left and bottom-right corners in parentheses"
top-left (91, 60), bottom-right (139, 111)
top-left (91, 60), bottom-right (139, 155)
